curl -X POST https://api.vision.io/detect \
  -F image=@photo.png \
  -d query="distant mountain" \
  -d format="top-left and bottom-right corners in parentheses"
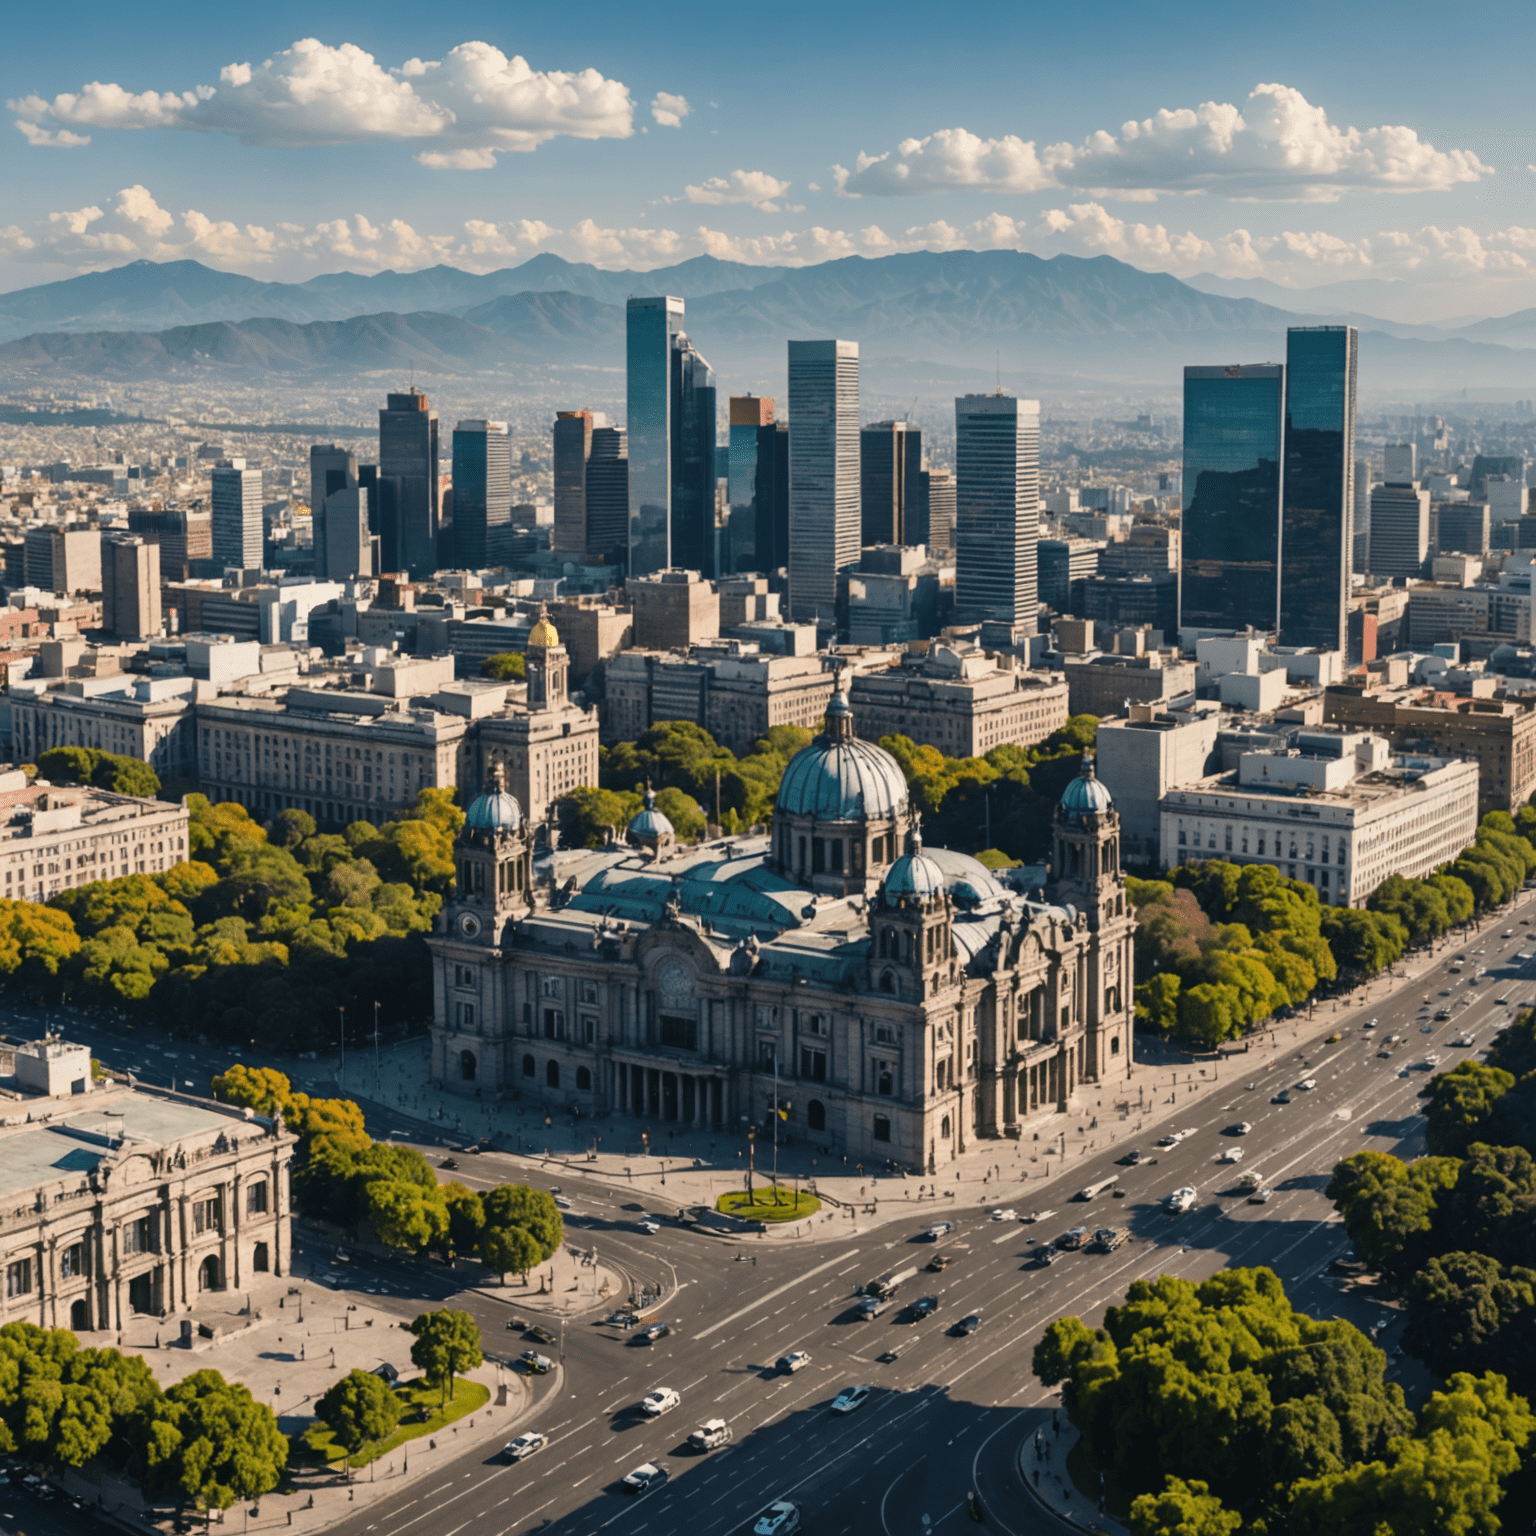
top-left (1451, 306), bottom-right (1536, 350)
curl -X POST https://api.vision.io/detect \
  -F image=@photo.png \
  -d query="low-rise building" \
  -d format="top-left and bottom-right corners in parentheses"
top-left (0, 1041), bottom-right (295, 1331)
top-left (1063, 651), bottom-right (1198, 718)
top-left (1095, 703), bottom-right (1223, 867)
top-left (1160, 735), bottom-right (1479, 906)
top-left (629, 569), bottom-right (719, 651)
top-left (9, 678), bottom-right (200, 784)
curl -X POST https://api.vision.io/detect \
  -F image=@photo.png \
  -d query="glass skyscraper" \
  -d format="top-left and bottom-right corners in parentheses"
top-left (954, 393), bottom-right (1040, 630)
top-left (787, 340), bottom-right (861, 622)
top-left (379, 388), bottom-right (440, 577)
top-left (671, 335), bottom-right (717, 576)
top-left (1280, 326), bottom-right (1357, 652)
top-left (1179, 363), bottom-right (1284, 634)
top-left (451, 420), bottom-right (512, 568)
top-left (861, 421), bottom-right (926, 546)
top-left (309, 444), bottom-right (356, 579)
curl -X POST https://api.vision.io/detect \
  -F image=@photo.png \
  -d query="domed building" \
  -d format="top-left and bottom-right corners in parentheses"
top-left (430, 700), bottom-right (1135, 1170)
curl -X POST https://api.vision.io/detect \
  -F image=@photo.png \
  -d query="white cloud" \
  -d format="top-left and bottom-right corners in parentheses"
top-left (10, 38), bottom-right (635, 167)
top-left (837, 84), bottom-right (1490, 204)
top-left (650, 92), bottom-right (690, 128)
top-left (682, 169), bottom-right (791, 211)
top-left (13, 119), bottom-right (90, 147)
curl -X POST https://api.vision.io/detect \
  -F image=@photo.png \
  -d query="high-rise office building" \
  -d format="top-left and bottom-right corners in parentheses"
top-left (451, 420), bottom-right (512, 568)
top-left (1471, 454), bottom-right (1526, 501)
top-left (379, 389), bottom-right (440, 577)
top-left (1368, 483), bottom-right (1430, 578)
top-left (672, 334), bottom-right (717, 576)
top-left (309, 444), bottom-right (356, 579)
top-left (626, 296), bottom-right (684, 577)
top-left (1437, 501), bottom-right (1491, 558)
top-left (787, 340), bottom-right (861, 622)
top-left (728, 397), bottom-right (789, 574)
top-left (861, 421), bottom-right (926, 546)
top-left (953, 393), bottom-right (1040, 630)
top-left (127, 507), bottom-right (212, 577)
top-left (1179, 363), bottom-right (1284, 633)
top-left (101, 536), bottom-right (161, 640)
top-left (1383, 443), bottom-right (1417, 483)
top-left (924, 467), bottom-right (956, 558)
top-left (553, 411), bottom-right (598, 559)
top-left (1279, 326), bottom-right (1357, 652)
top-left (323, 486), bottom-right (373, 580)
top-left (210, 458), bottom-right (264, 571)
top-left (1352, 456), bottom-right (1372, 574)
top-left (586, 426), bottom-right (629, 568)
top-left (356, 464), bottom-right (403, 572)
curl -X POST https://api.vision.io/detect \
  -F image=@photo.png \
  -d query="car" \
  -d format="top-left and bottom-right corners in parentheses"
top-left (1117, 1149), bottom-right (1145, 1165)
top-left (636, 1322), bottom-right (671, 1345)
top-left (1165, 1186), bottom-right (1198, 1214)
top-left (1298, 1078), bottom-right (1318, 1091)
top-left (606, 1311), bottom-right (639, 1329)
top-left (1273, 1089), bottom-right (1292, 1104)
top-left (1364, 1018), bottom-right (1379, 1029)
top-left (1091, 1226), bottom-right (1128, 1252)
top-left (857, 1294), bottom-right (892, 1320)
top-left (1424, 1053), bottom-right (1442, 1066)
top-left (439, 1157), bottom-right (460, 1170)
top-left (923, 1222), bottom-right (954, 1240)
top-left (1156, 1133), bottom-right (1180, 1148)
top-left (554, 1195), bottom-right (573, 1210)
top-left (831, 1384), bottom-right (872, 1415)
top-left (688, 1419), bottom-right (733, 1451)
top-left (1031, 1244), bottom-right (1059, 1267)
top-left (1422, 1023), bottom-right (1435, 1033)
top-left (1020, 1209), bottom-right (1056, 1224)
top-left (1226, 1122), bottom-right (1253, 1136)
top-left (1237, 1169), bottom-right (1264, 1191)
top-left (911, 1295), bottom-right (940, 1320)
top-left (1504, 931), bottom-right (1515, 939)
top-left (639, 1220), bottom-right (661, 1235)
top-left (640, 1387), bottom-right (680, 1417)
top-left (1378, 1048), bottom-right (1394, 1058)
top-left (525, 1324), bottom-right (557, 1347)
top-left (1441, 987), bottom-right (1455, 995)
top-left (503, 1432), bottom-right (547, 1462)
top-left (622, 1463), bottom-right (669, 1495)
top-left (1248, 1187), bottom-right (1276, 1204)
top-left (1055, 1225), bottom-right (1090, 1250)
top-left (1219, 1146), bottom-right (1245, 1163)
top-left (753, 1500), bottom-right (803, 1535)
top-left (1496, 998), bottom-right (1510, 1006)
top-left (953, 1313), bottom-right (983, 1336)
top-left (991, 1208), bottom-right (1018, 1222)
top-left (925, 1254), bottom-right (951, 1272)
top-left (1452, 1034), bottom-right (1476, 1047)
top-left (1517, 952), bottom-right (1534, 962)
top-left (519, 1351), bottom-right (553, 1374)
top-left (1436, 1009), bottom-right (1452, 1021)
top-left (1325, 1032), bottom-right (1342, 1044)
top-left (776, 1351), bottom-right (812, 1373)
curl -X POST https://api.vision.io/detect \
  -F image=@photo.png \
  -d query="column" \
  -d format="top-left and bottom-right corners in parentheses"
top-left (228, 1176), bottom-right (240, 1291)
top-left (176, 1194), bottom-right (191, 1309)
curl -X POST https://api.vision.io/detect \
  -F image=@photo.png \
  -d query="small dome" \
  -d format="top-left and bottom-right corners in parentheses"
top-left (884, 827), bottom-right (945, 900)
top-left (527, 608), bottom-right (560, 648)
top-left (465, 764), bottom-right (523, 833)
top-left (776, 689), bottom-right (908, 822)
top-left (627, 784), bottom-right (675, 846)
top-left (1059, 752), bottom-right (1113, 822)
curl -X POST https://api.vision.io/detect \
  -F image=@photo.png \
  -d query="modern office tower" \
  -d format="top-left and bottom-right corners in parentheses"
top-left (626, 296), bottom-right (685, 577)
top-left (101, 536), bottom-right (161, 639)
top-left (861, 421), bottom-right (926, 546)
top-left (356, 464), bottom-right (402, 571)
top-left (728, 397), bottom-right (790, 574)
top-left (323, 486), bottom-right (373, 579)
top-left (309, 444), bottom-right (356, 579)
top-left (586, 425), bottom-right (629, 568)
top-left (127, 507), bottom-right (212, 577)
top-left (1487, 475), bottom-right (1530, 525)
top-left (1352, 456), bottom-right (1372, 573)
top-left (1437, 501), bottom-right (1491, 557)
top-left (1383, 443), bottom-right (1416, 483)
top-left (1471, 454), bottom-right (1526, 500)
top-left (210, 458), bottom-right (264, 570)
top-left (1039, 537), bottom-right (1105, 614)
top-left (22, 526), bottom-right (100, 593)
top-left (1179, 363), bottom-right (1284, 633)
top-left (1369, 483), bottom-right (1430, 577)
top-left (953, 393), bottom-right (1041, 630)
top-left (787, 339), bottom-right (861, 622)
top-left (451, 420), bottom-right (512, 568)
top-left (379, 389), bottom-right (440, 577)
top-left (672, 333), bottom-right (718, 576)
top-left (1279, 326), bottom-right (1358, 652)
top-left (924, 467), bottom-right (956, 558)
top-left (553, 410), bottom-right (598, 558)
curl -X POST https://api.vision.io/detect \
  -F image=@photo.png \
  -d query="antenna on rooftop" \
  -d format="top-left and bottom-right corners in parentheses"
top-left (995, 352), bottom-right (1003, 396)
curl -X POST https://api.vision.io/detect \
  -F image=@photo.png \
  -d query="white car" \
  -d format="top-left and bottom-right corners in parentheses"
top-left (640, 1387), bottom-right (680, 1417)
top-left (1020, 1209), bottom-right (1056, 1224)
top-left (1237, 1169), bottom-right (1264, 1191)
top-left (831, 1384), bottom-right (872, 1415)
top-left (1298, 1078), bottom-right (1318, 1091)
top-left (1219, 1146), bottom-right (1244, 1164)
top-left (639, 1220), bottom-right (661, 1235)
top-left (1452, 1034), bottom-right (1476, 1047)
top-left (924, 1222), bottom-right (954, 1240)
top-left (991, 1208), bottom-right (1018, 1222)
top-left (754, 1501), bottom-right (803, 1536)
top-left (776, 1351), bottom-right (812, 1374)
top-left (503, 1432), bottom-right (547, 1462)
top-left (1364, 1018), bottom-right (1378, 1029)
top-left (553, 1195), bottom-right (573, 1210)
top-left (688, 1419), bottom-right (733, 1451)
top-left (1164, 1186), bottom-right (1197, 1214)
top-left (1232, 1122), bottom-right (1253, 1135)
top-left (622, 1463), bottom-right (669, 1495)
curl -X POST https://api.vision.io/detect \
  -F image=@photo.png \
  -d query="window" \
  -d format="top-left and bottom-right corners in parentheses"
top-left (1110, 1037), bottom-right (1121, 1055)
top-left (582, 1015), bottom-right (597, 1044)
top-left (807, 1099), bottom-right (826, 1132)
top-left (875, 1063), bottom-right (894, 1096)
top-left (522, 1054), bottom-right (535, 1078)
top-left (454, 964), bottom-right (475, 988)
top-left (61, 1243), bottom-right (87, 1280)
top-left (541, 976), bottom-right (564, 999)
top-left (805, 1013), bottom-right (826, 1036)
top-left (1177, 830), bottom-right (1187, 846)
top-left (812, 838), bottom-right (825, 874)
top-left (7, 1258), bottom-right (32, 1298)
top-left (458, 1002), bottom-right (475, 1028)
top-left (123, 1216), bottom-right (155, 1255)
top-left (581, 979), bottom-right (598, 1004)
top-left (660, 1015), bottom-right (698, 1051)
top-left (193, 1196), bottom-right (222, 1236)
top-left (799, 1047), bottom-right (827, 1082)
top-left (576, 1066), bottom-right (592, 1090)
top-left (246, 1181), bottom-right (268, 1215)
top-left (253, 1242), bottom-right (270, 1273)
top-left (759, 1039), bottom-right (779, 1070)
top-left (543, 1009), bottom-right (563, 1040)
top-left (872, 1115), bottom-right (891, 1143)
top-left (546, 1060), bottom-right (561, 1089)
top-left (880, 971), bottom-right (895, 994)
top-left (874, 1024), bottom-right (895, 1044)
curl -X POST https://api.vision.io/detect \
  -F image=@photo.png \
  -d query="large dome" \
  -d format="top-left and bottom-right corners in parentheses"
top-left (1059, 753), bottom-right (1113, 823)
top-left (775, 689), bottom-right (909, 821)
top-left (465, 767), bottom-right (523, 834)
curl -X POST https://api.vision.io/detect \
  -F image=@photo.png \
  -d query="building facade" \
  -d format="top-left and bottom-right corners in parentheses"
top-left (629, 568), bottom-right (720, 651)
top-left (861, 421), bottom-right (926, 547)
top-left (451, 420), bottom-right (513, 569)
top-left (787, 340), bottom-right (861, 623)
top-left (1368, 483), bottom-right (1430, 578)
top-left (427, 698), bottom-right (1135, 1171)
top-left (955, 394), bottom-right (1040, 630)
top-left (102, 537), bottom-right (161, 640)
top-left (10, 681), bottom-right (198, 785)
top-left (309, 445), bottom-right (357, 580)
top-left (380, 389), bottom-right (441, 577)
top-left (210, 460), bottom-right (263, 572)
top-left (626, 297), bottom-right (685, 578)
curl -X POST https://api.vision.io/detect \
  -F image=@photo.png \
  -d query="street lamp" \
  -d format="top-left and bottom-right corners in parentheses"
top-left (338, 1007), bottom-right (346, 1080)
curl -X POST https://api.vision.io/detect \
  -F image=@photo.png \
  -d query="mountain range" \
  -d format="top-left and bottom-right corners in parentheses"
top-left (0, 251), bottom-right (1533, 391)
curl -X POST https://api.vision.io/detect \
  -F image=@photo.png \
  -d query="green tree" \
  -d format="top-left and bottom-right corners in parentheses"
top-left (556, 786), bottom-right (643, 850)
top-left (271, 808), bottom-right (317, 848)
top-left (1403, 1252), bottom-right (1536, 1400)
top-left (1174, 981), bottom-right (1243, 1050)
top-left (480, 652), bottom-right (526, 681)
top-left (315, 1370), bottom-right (402, 1465)
top-left (443, 1183), bottom-right (485, 1259)
top-left (480, 1223), bottom-right (543, 1284)
top-left (1327, 1150), bottom-right (1460, 1281)
top-left (408, 1311), bottom-right (482, 1403)
top-left (482, 1184), bottom-right (564, 1261)
top-left (1135, 973), bottom-right (1181, 1034)
top-left (652, 786), bottom-right (706, 841)
top-left (143, 1368), bottom-right (287, 1512)
top-left (362, 1180), bottom-right (449, 1252)
top-left (1129, 1478), bottom-right (1241, 1536)
top-left (1424, 1062), bottom-right (1517, 1158)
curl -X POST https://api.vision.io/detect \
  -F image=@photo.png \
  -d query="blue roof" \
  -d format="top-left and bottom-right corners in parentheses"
top-left (776, 737), bottom-right (909, 821)
top-left (465, 787), bottom-right (523, 833)
top-left (1059, 754), bottom-right (1113, 820)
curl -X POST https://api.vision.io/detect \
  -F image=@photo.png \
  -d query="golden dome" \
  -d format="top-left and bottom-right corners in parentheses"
top-left (527, 611), bottom-right (560, 648)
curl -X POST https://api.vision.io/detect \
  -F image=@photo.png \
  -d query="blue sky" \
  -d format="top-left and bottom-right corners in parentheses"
top-left (3, 0), bottom-right (1534, 316)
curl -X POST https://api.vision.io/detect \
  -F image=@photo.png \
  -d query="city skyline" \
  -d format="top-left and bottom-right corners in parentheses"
top-left (2, 1), bottom-right (1534, 321)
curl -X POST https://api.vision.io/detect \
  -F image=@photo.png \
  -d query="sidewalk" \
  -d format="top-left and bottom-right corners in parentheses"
top-left (329, 904), bottom-right (1522, 1246)
top-left (1016, 1410), bottom-right (1126, 1536)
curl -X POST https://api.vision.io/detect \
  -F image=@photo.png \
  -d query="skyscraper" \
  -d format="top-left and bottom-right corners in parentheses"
top-left (451, 420), bottom-right (512, 568)
top-left (924, 467), bottom-right (956, 559)
top-left (586, 425), bottom-right (629, 568)
top-left (323, 486), bottom-right (373, 580)
top-left (553, 411), bottom-right (598, 559)
top-left (210, 458), bottom-right (263, 570)
top-left (626, 296), bottom-right (684, 577)
top-left (379, 389), bottom-right (440, 577)
top-left (1279, 326), bottom-right (1357, 652)
top-left (953, 393), bottom-right (1040, 630)
top-left (1179, 363), bottom-right (1284, 633)
top-left (787, 340), bottom-right (860, 622)
top-left (728, 396), bottom-right (789, 574)
top-left (1351, 456), bottom-right (1372, 574)
top-left (861, 421), bottom-right (926, 546)
top-left (101, 536), bottom-right (161, 639)
top-left (1368, 483), bottom-right (1429, 577)
top-left (671, 334), bottom-right (717, 576)
top-left (309, 444), bottom-right (356, 579)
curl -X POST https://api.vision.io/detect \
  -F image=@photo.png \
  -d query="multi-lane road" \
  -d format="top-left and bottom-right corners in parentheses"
top-left (289, 910), bottom-right (1536, 1536)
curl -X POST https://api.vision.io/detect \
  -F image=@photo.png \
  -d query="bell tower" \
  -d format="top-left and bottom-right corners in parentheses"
top-left (1050, 753), bottom-right (1124, 932)
top-left (525, 605), bottom-right (568, 712)
top-left (446, 762), bottom-right (532, 948)
top-left (869, 827), bottom-right (954, 1001)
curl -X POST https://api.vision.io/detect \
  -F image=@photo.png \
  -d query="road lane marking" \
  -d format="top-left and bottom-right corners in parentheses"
top-left (695, 1249), bottom-right (859, 1339)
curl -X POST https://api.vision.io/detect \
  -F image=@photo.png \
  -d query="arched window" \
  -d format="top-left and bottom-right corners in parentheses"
top-left (576, 1066), bottom-right (592, 1090)
top-left (940, 1114), bottom-right (951, 1140)
top-left (877, 1065), bottom-right (893, 1096)
top-left (199, 1255), bottom-right (222, 1292)
top-left (460, 1050), bottom-right (477, 1081)
top-left (522, 1054), bottom-right (535, 1078)
top-left (880, 970), bottom-right (895, 994)
top-left (807, 1099), bottom-right (826, 1132)
top-left (546, 1060), bottom-right (561, 1088)
top-left (1110, 1036), bottom-right (1121, 1055)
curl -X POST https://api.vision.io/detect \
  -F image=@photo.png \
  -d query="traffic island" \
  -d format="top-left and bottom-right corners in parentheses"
top-left (715, 1187), bottom-right (822, 1223)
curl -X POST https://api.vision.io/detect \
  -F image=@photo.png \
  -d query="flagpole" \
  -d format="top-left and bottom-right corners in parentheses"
top-left (772, 1046), bottom-right (781, 1204)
